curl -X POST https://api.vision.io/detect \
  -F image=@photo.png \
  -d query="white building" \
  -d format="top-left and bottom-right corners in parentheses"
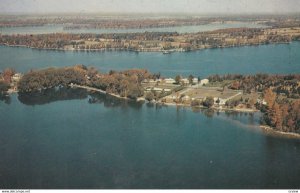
top-left (153, 87), bottom-right (163, 92)
top-left (200, 79), bottom-right (209, 86)
top-left (214, 97), bottom-right (226, 105)
top-left (11, 73), bottom-right (22, 82)
top-left (257, 98), bottom-right (267, 105)
top-left (164, 78), bottom-right (176, 84)
top-left (192, 78), bottom-right (198, 84)
top-left (181, 78), bottom-right (189, 85)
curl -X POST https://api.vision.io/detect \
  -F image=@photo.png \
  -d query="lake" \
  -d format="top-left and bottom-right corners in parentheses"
top-left (0, 41), bottom-right (300, 189)
top-left (0, 90), bottom-right (300, 189)
top-left (0, 22), bottom-right (267, 35)
top-left (0, 41), bottom-right (300, 77)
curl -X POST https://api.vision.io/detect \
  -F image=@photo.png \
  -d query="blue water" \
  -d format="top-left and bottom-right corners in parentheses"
top-left (0, 22), bottom-right (266, 35)
top-left (0, 41), bottom-right (300, 77)
top-left (0, 40), bottom-right (300, 188)
top-left (0, 92), bottom-right (300, 189)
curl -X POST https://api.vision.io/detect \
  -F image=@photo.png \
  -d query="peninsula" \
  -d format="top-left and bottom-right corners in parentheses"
top-left (1, 65), bottom-right (299, 135)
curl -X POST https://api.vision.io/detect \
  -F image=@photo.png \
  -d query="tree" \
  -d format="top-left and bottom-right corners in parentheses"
top-left (203, 96), bottom-right (214, 108)
top-left (197, 76), bottom-right (201, 83)
top-left (264, 88), bottom-right (276, 109)
top-left (3, 68), bottom-right (15, 83)
top-left (127, 84), bottom-right (144, 99)
top-left (175, 75), bottom-right (181, 85)
top-left (272, 102), bottom-right (283, 130)
top-left (216, 98), bottom-right (220, 105)
top-left (247, 98), bottom-right (256, 108)
top-left (145, 92), bottom-right (155, 102)
top-left (188, 74), bottom-right (194, 85)
top-left (0, 81), bottom-right (10, 94)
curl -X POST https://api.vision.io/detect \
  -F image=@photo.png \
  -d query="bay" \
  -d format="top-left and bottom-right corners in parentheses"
top-left (0, 91), bottom-right (299, 188)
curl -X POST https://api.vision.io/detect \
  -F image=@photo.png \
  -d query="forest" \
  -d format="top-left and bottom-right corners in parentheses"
top-left (17, 65), bottom-right (152, 100)
top-left (208, 74), bottom-right (300, 98)
top-left (261, 88), bottom-right (300, 133)
top-left (208, 74), bottom-right (300, 133)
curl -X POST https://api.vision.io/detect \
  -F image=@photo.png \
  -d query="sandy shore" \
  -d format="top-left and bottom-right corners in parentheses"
top-left (260, 125), bottom-right (300, 139)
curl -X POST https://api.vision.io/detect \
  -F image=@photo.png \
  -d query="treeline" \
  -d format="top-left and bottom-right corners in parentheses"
top-left (1, 26), bottom-right (300, 52)
top-left (207, 74), bottom-right (300, 133)
top-left (17, 65), bottom-right (152, 100)
top-left (261, 88), bottom-right (300, 133)
top-left (88, 69), bottom-right (152, 99)
top-left (208, 74), bottom-right (300, 98)
top-left (0, 68), bottom-right (16, 95)
top-left (0, 32), bottom-right (178, 50)
top-left (18, 65), bottom-right (87, 92)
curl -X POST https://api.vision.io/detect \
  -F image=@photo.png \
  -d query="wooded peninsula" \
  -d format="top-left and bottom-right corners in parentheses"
top-left (1, 65), bottom-right (299, 135)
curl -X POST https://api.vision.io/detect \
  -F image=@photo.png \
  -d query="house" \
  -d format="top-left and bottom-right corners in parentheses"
top-left (181, 78), bottom-right (189, 85)
top-left (192, 78), bottom-right (198, 84)
top-left (164, 78), bottom-right (176, 84)
top-left (11, 73), bottom-right (22, 82)
top-left (153, 87), bottom-right (163, 92)
top-left (148, 79), bottom-right (156, 83)
top-left (200, 79), bottom-right (209, 86)
top-left (257, 98), bottom-right (267, 105)
top-left (163, 88), bottom-right (172, 92)
top-left (214, 97), bottom-right (226, 105)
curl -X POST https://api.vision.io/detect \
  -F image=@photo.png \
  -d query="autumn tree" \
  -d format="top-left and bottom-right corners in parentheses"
top-left (145, 92), bottom-right (155, 102)
top-left (264, 88), bottom-right (276, 109)
top-left (3, 68), bottom-right (16, 83)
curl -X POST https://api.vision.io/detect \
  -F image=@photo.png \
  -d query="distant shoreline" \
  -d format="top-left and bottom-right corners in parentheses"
top-left (0, 41), bottom-right (293, 53)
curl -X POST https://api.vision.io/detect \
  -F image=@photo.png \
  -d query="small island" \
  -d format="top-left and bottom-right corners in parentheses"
top-left (1, 65), bottom-right (299, 136)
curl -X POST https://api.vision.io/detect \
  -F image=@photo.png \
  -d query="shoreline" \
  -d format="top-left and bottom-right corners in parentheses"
top-left (0, 40), bottom-right (293, 53)
top-left (69, 84), bottom-right (131, 101)
top-left (163, 101), bottom-right (300, 138)
top-left (5, 87), bottom-right (299, 138)
top-left (260, 125), bottom-right (300, 139)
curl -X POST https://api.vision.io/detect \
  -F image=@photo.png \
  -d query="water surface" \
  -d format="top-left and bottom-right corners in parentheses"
top-left (0, 91), bottom-right (299, 189)
top-left (0, 41), bottom-right (300, 77)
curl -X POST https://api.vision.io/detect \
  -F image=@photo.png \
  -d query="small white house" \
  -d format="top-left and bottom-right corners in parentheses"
top-left (214, 97), bottom-right (226, 105)
top-left (153, 87), bottom-right (163, 92)
top-left (164, 78), bottom-right (176, 84)
top-left (200, 79), bottom-right (209, 86)
top-left (257, 98), bottom-right (267, 105)
top-left (192, 78), bottom-right (198, 84)
top-left (182, 95), bottom-right (190, 101)
top-left (181, 78), bottom-right (189, 85)
top-left (11, 73), bottom-right (22, 82)
top-left (163, 88), bottom-right (172, 92)
top-left (148, 79), bottom-right (156, 83)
